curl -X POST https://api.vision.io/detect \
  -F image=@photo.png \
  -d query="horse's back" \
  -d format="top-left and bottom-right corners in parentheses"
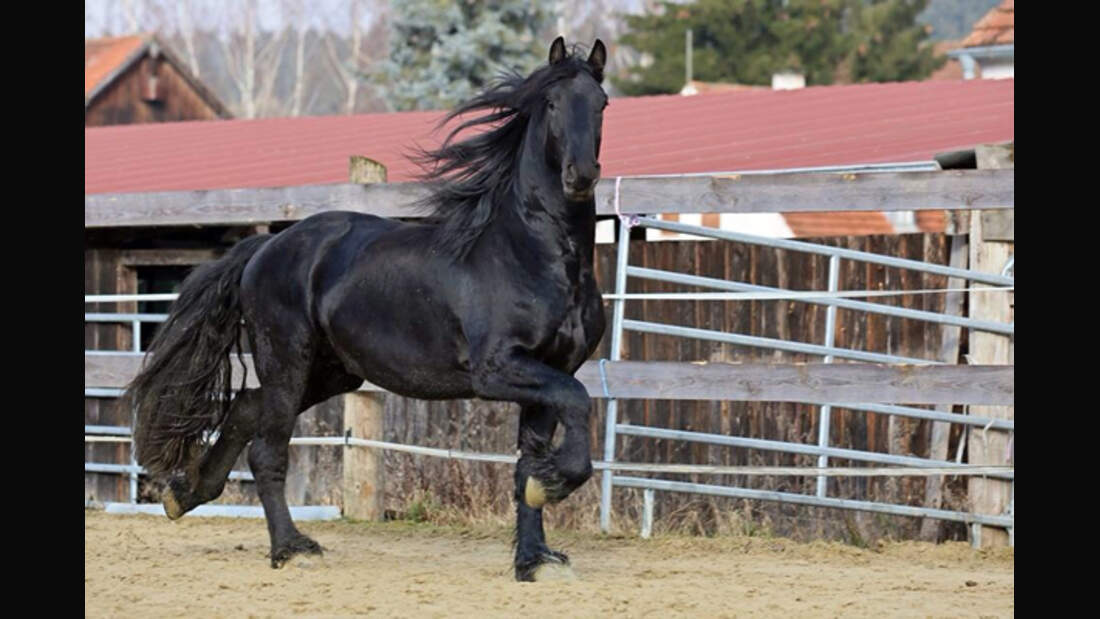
top-left (241, 211), bottom-right (407, 296)
top-left (239, 211), bottom-right (473, 398)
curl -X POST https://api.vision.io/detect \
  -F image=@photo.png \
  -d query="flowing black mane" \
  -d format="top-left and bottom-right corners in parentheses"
top-left (414, 49), bottom-right (603, 260)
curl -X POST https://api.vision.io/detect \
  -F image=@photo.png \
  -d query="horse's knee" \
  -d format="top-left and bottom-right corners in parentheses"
top-left (558, 384), bottom-right (591, 416)
top-left (558, 456), bottom-right (593, 490)
top-left (247, 436), bottom-right (290, 482)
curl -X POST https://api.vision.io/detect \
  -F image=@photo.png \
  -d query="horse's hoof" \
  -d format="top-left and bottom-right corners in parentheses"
top-left (270, 536), bottom-right (324, 569)
top-left (515, 550), bottom-right (572, 582)
top-left (284, 555), bottom-right (327, 570)
top-left (524, 477), bottom-right (547, 508)
top-left (532, 561), bottom-right (577, 582)
top-left (162, 483), bottom-right (186, 520)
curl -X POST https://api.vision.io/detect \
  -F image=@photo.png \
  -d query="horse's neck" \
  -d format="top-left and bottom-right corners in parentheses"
top-left (509, 138), bottom-right (597, 269)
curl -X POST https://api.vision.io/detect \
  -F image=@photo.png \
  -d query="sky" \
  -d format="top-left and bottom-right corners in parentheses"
top-left (85, 0), bottom-right (384, 38)
top-left (84, 0), bottom-right (653, 39)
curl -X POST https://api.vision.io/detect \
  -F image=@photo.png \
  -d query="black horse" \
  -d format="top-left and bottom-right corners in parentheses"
top-left (124, 37), bottom-right (609, 582)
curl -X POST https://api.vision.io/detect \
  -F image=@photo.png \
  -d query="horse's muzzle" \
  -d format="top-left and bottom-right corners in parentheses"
top-left (563, 162), bottom-right (600, 201)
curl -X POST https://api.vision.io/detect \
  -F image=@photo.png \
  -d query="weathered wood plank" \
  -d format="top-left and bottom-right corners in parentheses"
top-left (118, 248), bottom-right (221, 266)
top-left (86, 353), bottom-right (1013, 405)
top-left (85, 170), bottom-right (1014, 228)
top-left (968, 143), bottom-right (1014, 549)
top-left (975, 143), bottom-right (1013, 169)
top-left (85, 183), bottom-right (428, 228)
top-left (980, 210), bottom-right (1014, 242)
top-left (597, 170), bottom-right (1014, 216)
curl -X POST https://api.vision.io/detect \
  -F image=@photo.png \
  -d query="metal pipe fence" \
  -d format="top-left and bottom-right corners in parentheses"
top-left (596, 214), bottom-right (1014, 542)
top-left (625, 266), bottom-right (1013, 335)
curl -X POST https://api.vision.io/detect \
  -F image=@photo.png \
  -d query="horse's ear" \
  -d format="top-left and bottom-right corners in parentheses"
top-left (587, 39), bottom-right (607, 76)
top-left (549, 36), bottom-right (566, 65)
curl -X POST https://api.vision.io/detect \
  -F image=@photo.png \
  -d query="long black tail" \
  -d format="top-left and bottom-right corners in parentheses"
top-left (124, 234), bottom-right (272, 476)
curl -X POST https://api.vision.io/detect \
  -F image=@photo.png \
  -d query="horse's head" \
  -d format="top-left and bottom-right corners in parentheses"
top-left (540, 37), bottom-right (608, 202)
top-left (415, 37), bottom-right (609, 259)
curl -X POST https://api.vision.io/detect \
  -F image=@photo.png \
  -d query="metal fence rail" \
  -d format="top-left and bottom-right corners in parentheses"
top-left (640, 217), bottom-right (1015, 286)
top-left (85, 430), bottom-right (1013, 479)
top-left (626, 266), bottom-right (1013, 335)
top-left (84, 423), bottom-right (1013, 521)
top-left (615, 424), bottom-right (1013, 479)
top-left (597, 213), bottom-right (1014, 541)
top-left (613, 476), bottom-right (1014, 529)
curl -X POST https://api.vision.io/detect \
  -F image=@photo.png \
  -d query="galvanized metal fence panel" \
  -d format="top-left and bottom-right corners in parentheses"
top-left (596, 214), bottom-right (1014, 542)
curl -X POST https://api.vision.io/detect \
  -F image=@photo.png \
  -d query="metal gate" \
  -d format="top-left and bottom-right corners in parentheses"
top-left (597, 212), bottom-right (1014, 543)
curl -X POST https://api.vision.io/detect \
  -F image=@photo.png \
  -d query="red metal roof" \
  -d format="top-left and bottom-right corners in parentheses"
top-left (85, 78), bottom-right (1013, 195)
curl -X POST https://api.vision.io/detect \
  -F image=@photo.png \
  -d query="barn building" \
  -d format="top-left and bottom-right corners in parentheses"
top-left (85, 33), bottom-right (232, 127)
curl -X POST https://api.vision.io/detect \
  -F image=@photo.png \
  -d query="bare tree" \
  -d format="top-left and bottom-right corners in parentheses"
top-left (87, 0), bottom-right (393, 118)
top-left (282, 0), bottom-right (310, 116)
top-left (321, 0), bottom-right (372, 115)
top-left (218, 0), bottom-right (290, 118)
top-left (545, 0), bottom-right (640, 95)
top-left (175, 0), bottom-right (202, 77)
top-left (121, 0), bottom-right (141, 33)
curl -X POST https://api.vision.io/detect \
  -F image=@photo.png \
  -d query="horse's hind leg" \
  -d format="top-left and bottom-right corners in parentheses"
top-left (513, 405), bottom-right (574, 582)
top-left (162, 389), bottom-right (263, 519)
top-left (247, 377), bottom-right (321, 568)
top-left (248, 352), bottom-right (362, 568)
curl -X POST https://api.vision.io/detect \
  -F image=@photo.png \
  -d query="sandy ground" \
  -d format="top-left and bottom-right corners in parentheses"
top-left (85, 510), bottom-right (1013, 618)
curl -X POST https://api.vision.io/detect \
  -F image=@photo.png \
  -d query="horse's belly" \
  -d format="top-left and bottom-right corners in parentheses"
top-left (321, 283), bottom-right (474, 400)
top-left (359, 364), bottom-right (475, 400)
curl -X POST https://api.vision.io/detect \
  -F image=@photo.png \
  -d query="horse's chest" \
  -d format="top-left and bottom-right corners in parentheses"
top-left (541, 281), bottom-right (603, 370)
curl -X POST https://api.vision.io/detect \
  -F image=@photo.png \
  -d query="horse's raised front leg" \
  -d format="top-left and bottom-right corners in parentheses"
top-left (162, 388), bottom-right (262, 519)
top-left (472, 353), bottom-right (594, 508)
top-left (249, 384), bottom-right (322, 568)
top-left (513, 405), bottom-right (573, 582)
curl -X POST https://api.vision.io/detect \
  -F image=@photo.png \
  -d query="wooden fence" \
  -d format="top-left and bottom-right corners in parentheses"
top-left (85, 161), bottom-right (1013, 545)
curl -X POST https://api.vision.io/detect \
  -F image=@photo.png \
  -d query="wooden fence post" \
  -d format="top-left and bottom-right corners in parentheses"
top-left (342, 156), bottom-right (387, 521)
top-left (967, 143), bottom-right (1014, 548)
top-left (349, 155), bottom-right (387, 184)
top-left (343, 391), bottom-right (385, 521)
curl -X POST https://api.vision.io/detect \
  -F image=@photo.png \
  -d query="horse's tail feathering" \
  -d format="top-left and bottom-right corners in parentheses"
top-left (124, 234), bottom-right (272, 477)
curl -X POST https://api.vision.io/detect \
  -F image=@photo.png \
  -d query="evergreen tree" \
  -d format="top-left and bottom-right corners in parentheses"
top-left (846, 0), bottom-right (944, 83)
top-left (615, 0), bottom-right (944, 96)
top-left (377, 0), bottom-right (552, 111)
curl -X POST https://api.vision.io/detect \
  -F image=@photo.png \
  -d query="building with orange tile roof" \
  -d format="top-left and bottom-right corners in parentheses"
top-left (85, 33), bottom-right (231, 126)
top-left (948, 0), bottom-right (1014, 80)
